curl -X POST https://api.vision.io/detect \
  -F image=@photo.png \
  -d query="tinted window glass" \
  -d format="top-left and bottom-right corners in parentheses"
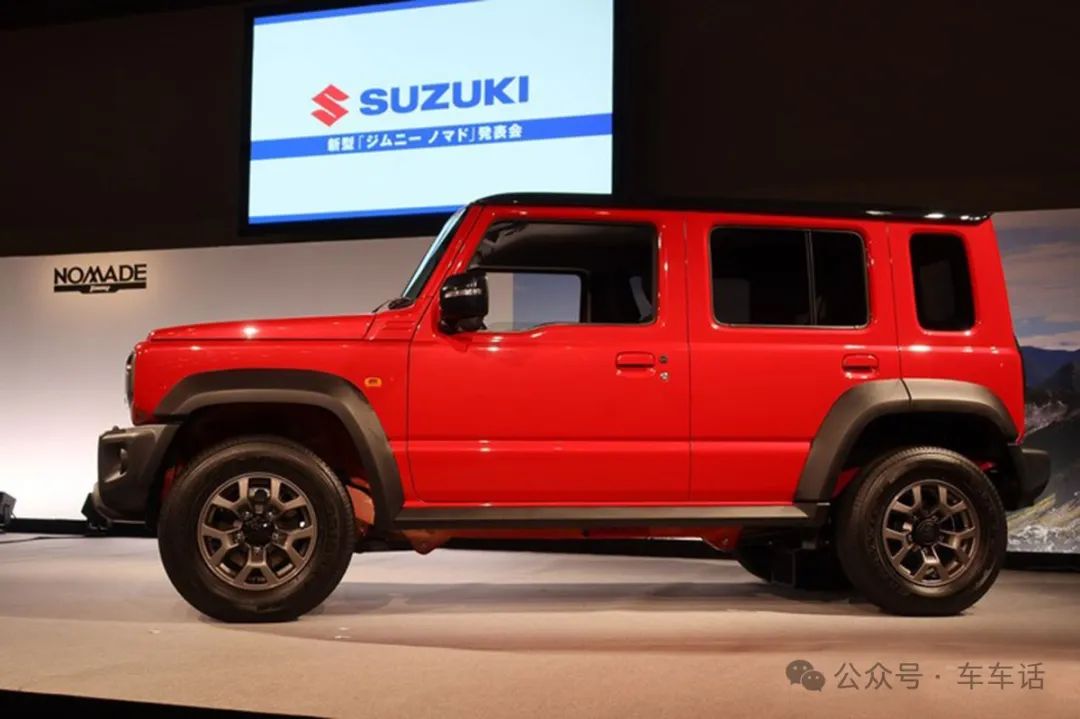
top-left (469, 221), bottom-right (656, 330)
top-left (910, 233), bottom-right (975, 331)
top-left (812, 231), bottom-right (868, 326)
top-left (710, 228), bottom-right (867, 326)
top-left (711, 228), bottom-right (810, 325)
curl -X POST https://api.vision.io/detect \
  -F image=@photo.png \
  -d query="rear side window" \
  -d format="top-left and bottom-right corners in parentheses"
top-left (910, 233), bottom-right (975, 331)
top-left (710, 228), bottom-right (867, 327)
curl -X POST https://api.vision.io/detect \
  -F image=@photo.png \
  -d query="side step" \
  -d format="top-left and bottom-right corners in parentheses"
top-left (392, 503), bottom-right (828, 530)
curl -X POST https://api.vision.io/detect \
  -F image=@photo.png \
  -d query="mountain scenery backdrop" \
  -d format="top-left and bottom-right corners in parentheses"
top-left (996, 210), bottom-right (1080, 554)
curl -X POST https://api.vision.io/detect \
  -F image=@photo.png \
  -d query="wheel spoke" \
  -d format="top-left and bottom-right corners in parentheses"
top-left (909, 484), bottom-right (924, 513)
top-left (209, 494), bottom-right (239, 513)
top-left (889, 542), bottom-right (915, 571)
top-left (945, 539), bottom-right (970, 566)
top-left (234, 550), bottom-right (256, 584)
top-left (936, 483), bottom-right (949, 510)
top-left (235, 476), bottom-right (250, 503)
top-left (235, 548), bottom-right (282, 588)
top-left (938, 499), bottom-right (968, 518)
top-left (890, 484), bottom-right (924, 517)
top-left (270, 476), bottom-right (307, 513)
top-left (930, 546), bottom-right (952, 580)
top-left (200, 526), bottom-right (241, 565)
top-left (274, 536), bottom-right (305, 568)
top-left (883, 527), bottom-right (908, 543)
top-left (912, 548), bottom-right (936, 582)
top-left (286, 525), bottom-right (316, 543)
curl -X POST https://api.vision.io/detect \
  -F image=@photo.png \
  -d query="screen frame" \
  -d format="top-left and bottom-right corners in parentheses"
top-left (239, 0), bottom-right (628, 239)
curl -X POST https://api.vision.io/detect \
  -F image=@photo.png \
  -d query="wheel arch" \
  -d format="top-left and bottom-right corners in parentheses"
top-left (153, 369), bottom-right (403, 531)
top-left (796, 379), bottom-right (1020, 506)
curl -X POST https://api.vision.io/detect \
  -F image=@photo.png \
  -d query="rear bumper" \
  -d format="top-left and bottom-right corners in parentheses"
top-left (1009, 443), bottom-right (1051, 507)
top-left (84, 424), bottom-right (177, 524)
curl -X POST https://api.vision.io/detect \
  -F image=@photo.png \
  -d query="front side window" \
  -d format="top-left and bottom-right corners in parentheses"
top-left (710, 227), bottom-right (868, 327)
top-left (468, 220), bottom-right (657, 332)
top-left (910, 233), bottom-right (975, 331)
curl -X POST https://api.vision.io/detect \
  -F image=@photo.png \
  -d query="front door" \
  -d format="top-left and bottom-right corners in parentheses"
top-left (407, 206), bottom-right (690, 504)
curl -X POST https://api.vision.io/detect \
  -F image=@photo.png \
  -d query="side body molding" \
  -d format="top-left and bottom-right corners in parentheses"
top-left (156, 369), bottom-right (404, 530)
top-left (795, 378), bottom-right (1018, 503)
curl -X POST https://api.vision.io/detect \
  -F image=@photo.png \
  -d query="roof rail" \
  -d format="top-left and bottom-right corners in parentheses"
top-left (475, 193), bottom-right (990, 224)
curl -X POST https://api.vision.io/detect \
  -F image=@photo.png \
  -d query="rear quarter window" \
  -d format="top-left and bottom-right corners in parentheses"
top-left (910, 233), bottom-right (975, 331)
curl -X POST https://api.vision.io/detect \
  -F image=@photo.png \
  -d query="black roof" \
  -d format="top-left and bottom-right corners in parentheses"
top-left (475, 193), bottom-right (990, 225)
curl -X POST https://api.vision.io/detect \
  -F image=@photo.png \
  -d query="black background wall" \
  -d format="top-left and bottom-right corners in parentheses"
top-left (2, 0), bottom-right (1080, 257)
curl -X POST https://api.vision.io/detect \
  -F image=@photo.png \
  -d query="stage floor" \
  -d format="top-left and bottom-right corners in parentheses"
top-left (0, 534), bottom-right (1076, 717)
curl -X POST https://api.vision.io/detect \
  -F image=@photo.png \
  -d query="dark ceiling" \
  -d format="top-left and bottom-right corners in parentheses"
top-left (2, 0), bottom-right (1080, 257)
top-left (0, 0), bottom-right (242, 29)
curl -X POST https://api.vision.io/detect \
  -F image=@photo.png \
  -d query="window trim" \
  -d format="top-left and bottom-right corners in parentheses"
top-left (466, 218), bottom-right (662, 333)
top-left (908, 230), bottom-right (977, 333)
top-left (707, 224), bottom-right (871, 330)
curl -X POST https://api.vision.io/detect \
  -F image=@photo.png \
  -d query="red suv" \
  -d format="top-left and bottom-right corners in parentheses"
top-left (87, 193), bottom-right (1049, 621)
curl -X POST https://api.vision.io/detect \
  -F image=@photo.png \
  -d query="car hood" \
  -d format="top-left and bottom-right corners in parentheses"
top-left (147, 314), bottom-right (376, 342)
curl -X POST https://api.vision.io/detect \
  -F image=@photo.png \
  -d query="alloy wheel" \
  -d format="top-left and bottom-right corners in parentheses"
top-left (197, 473), bottom-right (317, 591)
top-left (880, 478), bottom-right (979, 587)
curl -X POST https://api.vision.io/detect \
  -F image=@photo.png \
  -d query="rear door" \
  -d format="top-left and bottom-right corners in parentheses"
top-left (685, 213), bottom-right (900, 502)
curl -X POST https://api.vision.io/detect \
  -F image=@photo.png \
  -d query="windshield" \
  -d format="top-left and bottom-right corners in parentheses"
top-left (401, 207), bottom-right (466, 301)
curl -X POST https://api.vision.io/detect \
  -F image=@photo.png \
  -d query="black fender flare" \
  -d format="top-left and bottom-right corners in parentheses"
top-left (155, 369), bottom-right (404, 530)
top-left (794, 378), bottom-right (1018, 502)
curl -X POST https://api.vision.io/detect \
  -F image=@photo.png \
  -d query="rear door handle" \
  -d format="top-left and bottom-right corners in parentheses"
top-left (842, 353), bottom-right (879, 372)
top-left (615, 351), bottom-right (656, 369)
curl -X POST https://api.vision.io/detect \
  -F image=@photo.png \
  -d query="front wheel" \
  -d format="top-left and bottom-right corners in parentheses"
top-left (836, 446), bottom-right (1006, 616)
top-left (158, 436), bottom-right (356, 622)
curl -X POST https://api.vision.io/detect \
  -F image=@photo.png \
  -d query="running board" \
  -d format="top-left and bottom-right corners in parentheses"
top-left (392, 503), bottom-right (828, 530)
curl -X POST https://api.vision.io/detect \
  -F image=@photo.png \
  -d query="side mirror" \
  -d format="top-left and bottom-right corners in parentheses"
top-left (439, 270), bottom-right (488, 333)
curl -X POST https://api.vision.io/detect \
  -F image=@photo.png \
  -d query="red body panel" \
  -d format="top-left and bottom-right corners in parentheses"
top-left (149, 314), bottom-right (375, 342)
top-left (132, 331), bottom-right (412, 440)
top-left (888, 220), bottom-right (1026, 437)
top-left (684, 213), bottom-right (901, 502)
top-left (128, 201), bottom-right (1026, 532)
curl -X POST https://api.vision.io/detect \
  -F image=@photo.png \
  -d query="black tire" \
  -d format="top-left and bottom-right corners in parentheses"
top-left (158, 435), bottom-right (355, 622)
top-left (835, 446), bottom-right (1006, 616)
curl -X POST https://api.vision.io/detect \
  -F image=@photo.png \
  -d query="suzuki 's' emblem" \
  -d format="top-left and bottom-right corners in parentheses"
top-left (311, 84), bottom-right (349, 127)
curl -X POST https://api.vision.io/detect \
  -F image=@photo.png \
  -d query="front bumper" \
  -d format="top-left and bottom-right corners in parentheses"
top-left (84, 424), bottom-right (177, 525)
top-left (1009, 443), bottom-right (1051, 507)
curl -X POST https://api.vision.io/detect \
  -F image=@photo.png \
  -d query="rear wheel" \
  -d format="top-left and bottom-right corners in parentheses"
top-left (836, 446), bottom-right (1006, 616)
top-left (158, 436), bottom-right (355, 622)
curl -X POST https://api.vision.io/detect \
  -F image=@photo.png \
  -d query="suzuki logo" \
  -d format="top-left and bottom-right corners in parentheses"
top-left (311, 84), bottom-right (349, 127)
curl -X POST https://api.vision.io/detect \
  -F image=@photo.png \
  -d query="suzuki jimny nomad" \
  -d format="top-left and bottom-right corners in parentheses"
top-left (87, 193), bottom-right (1050, 621)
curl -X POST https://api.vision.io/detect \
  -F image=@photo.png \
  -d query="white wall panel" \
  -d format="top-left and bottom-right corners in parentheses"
top-left (0, 236), bottom-right (430, 518)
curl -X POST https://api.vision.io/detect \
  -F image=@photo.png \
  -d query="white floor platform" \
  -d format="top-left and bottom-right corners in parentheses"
top-left (0, 534), bottom-right (1077, 717)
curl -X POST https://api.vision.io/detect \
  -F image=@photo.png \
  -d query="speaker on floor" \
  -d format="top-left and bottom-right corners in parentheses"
top-left (0, 492), bottom-right (15, 530)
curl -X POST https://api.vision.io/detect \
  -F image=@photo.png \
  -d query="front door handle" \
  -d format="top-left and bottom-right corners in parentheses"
top-left (842, 353), bottom-right (879, 372)
top-left (615, 351), bottom-right (656, 369)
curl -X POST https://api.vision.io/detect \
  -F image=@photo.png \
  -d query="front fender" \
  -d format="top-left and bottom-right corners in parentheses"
top-left (156, 369), bottom-right (404, 530)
